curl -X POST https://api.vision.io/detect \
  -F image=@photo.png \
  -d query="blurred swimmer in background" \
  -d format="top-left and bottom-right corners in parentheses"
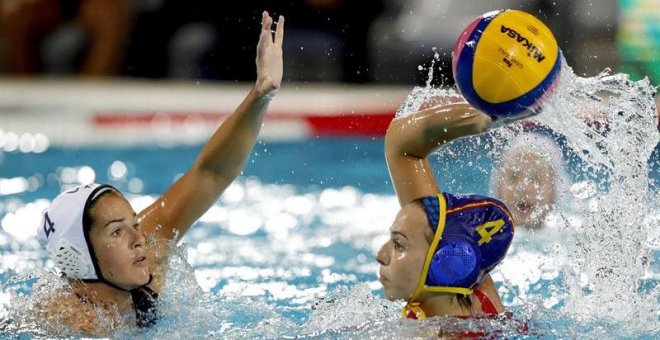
top-left (491, 132), bottom-right (570, 230)
top-left (31, 11), bottom-right (284, 336)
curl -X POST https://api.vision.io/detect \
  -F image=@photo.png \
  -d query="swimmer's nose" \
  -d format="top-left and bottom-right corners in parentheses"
top-left (376, 243), bottom-right (389, 266)
top-left (523, 185), bottom-right (540, 198)
top-left (131, 228), bottom-right (145, 249)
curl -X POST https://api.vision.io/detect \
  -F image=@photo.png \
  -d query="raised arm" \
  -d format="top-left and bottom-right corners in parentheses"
top-left (384, 102), bottom-right (492, 206)
top-left (139, 11), bottom-right (285, 242)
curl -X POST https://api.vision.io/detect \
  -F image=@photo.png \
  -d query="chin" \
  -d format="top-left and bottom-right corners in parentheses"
top-left (384, 293), bottom-right (397, 301)
top-left (383, 288), bottom-right (404, 301)
top-left (381, 286), bottom-right (394, 301)
top-left (131, 270), bottom-right (151, 287)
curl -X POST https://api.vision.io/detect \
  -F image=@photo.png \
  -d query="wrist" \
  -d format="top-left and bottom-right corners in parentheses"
top-left (251, 86), bottom-right (277, 103)
top-left (254, 76), bottom-right (280, 100)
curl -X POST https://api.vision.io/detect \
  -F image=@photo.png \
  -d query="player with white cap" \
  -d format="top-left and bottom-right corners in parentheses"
top-left (35, 11), bottom-right (285, 335)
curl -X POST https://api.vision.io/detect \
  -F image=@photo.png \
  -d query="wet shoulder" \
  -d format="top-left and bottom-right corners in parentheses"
top-left (470, 275), bottom-right (505, 314)
top-left (35, 288), bottom-right (116, 336)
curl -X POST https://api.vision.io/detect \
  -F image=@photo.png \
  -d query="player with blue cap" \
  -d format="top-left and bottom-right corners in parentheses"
top-left (376, 99), bottom-right (515, 321)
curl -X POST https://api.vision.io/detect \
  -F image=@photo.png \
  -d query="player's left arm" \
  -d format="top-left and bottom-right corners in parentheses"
top-left (138, 11), bottom-right (284, 243)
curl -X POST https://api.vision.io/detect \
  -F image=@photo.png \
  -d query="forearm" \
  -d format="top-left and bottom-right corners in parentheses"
top-left (385, 102), bottom-right (491, 205)
top-left (138, 11), bottom-right (284, 243)
top-left (194, 87), bottom-right (272, 179)
top-left (385, 103), bottom-right (491, 160)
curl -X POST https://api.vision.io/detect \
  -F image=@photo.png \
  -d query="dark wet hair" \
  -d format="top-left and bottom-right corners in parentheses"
top-left (82, 186), bottom-right (121, 232)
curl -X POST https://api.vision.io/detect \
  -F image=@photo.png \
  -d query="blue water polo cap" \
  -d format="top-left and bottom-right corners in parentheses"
top-left (416, 193), bottom-right (514, 295)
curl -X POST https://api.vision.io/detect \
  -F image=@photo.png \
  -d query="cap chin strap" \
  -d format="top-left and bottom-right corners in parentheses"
top-left (82, 274), bottom-right (153, 292)
top-left (402, 302), bottom-right (426, 320)
top-left (402, 193), bottom-right (474, 319)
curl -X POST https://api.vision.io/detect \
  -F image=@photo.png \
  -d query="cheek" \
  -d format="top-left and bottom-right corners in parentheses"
top-left (95, 238), bottom-right (131, 267)
top-left (407, 251), bottom-right (426, 279)
top-left (96, 242), bottom-right (117, 263)
top-left (393, 249), bottom-right (426, 284)
top-left (497, 186), bottom-right (516, 203)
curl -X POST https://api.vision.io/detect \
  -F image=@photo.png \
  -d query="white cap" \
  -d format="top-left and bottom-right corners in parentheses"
top-left (38, 183), bottom-right (118, 280)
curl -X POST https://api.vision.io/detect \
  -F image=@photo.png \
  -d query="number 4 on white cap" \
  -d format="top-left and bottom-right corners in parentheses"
top-left (43, 212), bottom-right (56, 238)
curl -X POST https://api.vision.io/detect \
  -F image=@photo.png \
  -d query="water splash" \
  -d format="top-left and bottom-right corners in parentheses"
top-left (0, 65), bottom-right (657, 337)
top-left (540, 62), bottom-right (659, 336)
top-left (301, 284), bottom-right (399, 335)
top-left (396, 56), bottom-right (659, 337)
top-left (1, 269), bottom-right (127, 337)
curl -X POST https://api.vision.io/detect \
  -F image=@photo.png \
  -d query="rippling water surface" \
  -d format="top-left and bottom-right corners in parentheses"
top-left (1, 63), bottom-right (659, 338)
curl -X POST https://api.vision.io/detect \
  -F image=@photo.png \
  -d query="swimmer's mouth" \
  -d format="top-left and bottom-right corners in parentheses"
top-left (134, 256), bottom-right (148, 266)
top-left (516, 202), bottom-right (532, 214)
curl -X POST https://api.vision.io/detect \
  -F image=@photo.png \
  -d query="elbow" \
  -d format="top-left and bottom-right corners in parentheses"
top-left (384, 116), bottom-right (408, 156)
top-left (192, 158), bottom-right (240, 185)
top-left (384, 116), bottom-right (432, 160)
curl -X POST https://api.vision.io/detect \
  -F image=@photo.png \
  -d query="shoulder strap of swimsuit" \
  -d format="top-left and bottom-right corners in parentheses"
top-left (473, 289), bottom-right (498, 315)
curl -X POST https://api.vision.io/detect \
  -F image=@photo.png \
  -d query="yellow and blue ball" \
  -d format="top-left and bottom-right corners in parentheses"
top-left (452, 9), bottom-right (561, 120)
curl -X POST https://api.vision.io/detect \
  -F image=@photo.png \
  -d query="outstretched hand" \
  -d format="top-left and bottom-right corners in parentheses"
top-left (255, 11), bottom-right (284, 98)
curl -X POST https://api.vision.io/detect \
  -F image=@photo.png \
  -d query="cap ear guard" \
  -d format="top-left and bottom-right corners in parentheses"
top-left (420, 195), bottom-right (481, 289)
top-left (426, 239), bottom-right (480, 287)
top-left (413, 193), bottom-right (514, 296)
top-left (52, 238), bottom-right (95, 279)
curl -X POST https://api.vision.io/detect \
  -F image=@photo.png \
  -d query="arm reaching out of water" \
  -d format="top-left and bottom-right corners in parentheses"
top-left (138, 11), bottom-right (285, 243)
top-left (385, 103), bottom-right (491, 205)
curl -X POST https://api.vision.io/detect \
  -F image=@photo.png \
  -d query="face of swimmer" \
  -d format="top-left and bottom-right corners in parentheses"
top-left (376, 202), bottom-right (432, 300)
top-left (87, 191), bottom-right (150, 290)
top-left (495, 150), bottom-right (556, 229)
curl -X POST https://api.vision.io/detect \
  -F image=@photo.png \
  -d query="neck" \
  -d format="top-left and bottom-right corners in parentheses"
top-left (72, 280), bottom-right (134, 314)
top-left (417, 293), bottom-right (471, 317)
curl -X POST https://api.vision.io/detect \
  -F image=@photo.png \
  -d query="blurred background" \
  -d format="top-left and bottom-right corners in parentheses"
top-left (0, 3), bottom-right (659, 338)
top-left (0, 0), bottom-right (656, 85)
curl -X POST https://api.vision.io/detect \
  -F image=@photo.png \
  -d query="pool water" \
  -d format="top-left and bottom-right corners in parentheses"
top-left (2, 61), bottom-right (660, 338)
top-left (1, 135), bottom-right (658, 338)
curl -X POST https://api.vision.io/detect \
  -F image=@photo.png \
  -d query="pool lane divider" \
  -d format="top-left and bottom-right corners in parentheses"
top-left (0, 80), bottom-right (410, 146)
top-left (93, 110), bottom-right (396, 139)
